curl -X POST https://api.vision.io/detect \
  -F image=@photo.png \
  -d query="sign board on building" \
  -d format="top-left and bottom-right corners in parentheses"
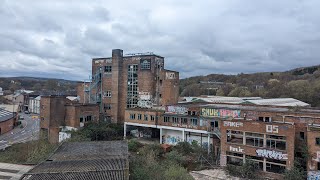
top-left (266, 125), bottom-right (279, 133)
top-left (256, 149), bottom-right (288, 160)
top-left (223, 121), bottom-right (243, 127)
top-left (201, 108), bottom-right (241, 118)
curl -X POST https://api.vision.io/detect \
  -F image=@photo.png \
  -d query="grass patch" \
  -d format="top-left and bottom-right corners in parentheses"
top-left (0, 139), bottom-right (57, 164)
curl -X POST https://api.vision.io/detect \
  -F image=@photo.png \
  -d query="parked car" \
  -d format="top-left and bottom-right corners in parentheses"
top-left (18, 115), bottom-right (24, 120)
top-left (24, 111), bottom-right (30, 114)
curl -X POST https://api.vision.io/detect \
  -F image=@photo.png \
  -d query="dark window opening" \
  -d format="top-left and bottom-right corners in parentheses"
top-left (316, 138), bottom-right (320, 145)
top-left (105, 66), bottom-right (112, 72)
top-left (300, 132), bottom-right (305, 140)
top-left (258, 117), bottom-right (264, 121)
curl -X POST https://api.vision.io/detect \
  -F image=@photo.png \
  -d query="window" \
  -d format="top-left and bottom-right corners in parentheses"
top-left (105, 66), bottom-right (112, 72)
top-left (190, 118), bottom-right (198, 126)
top-left (151, 115), bottom-right (155, 121)
top-left (316, 138), bottom-right (320, 145)
top-left (104, 104), bottom-right (111, 110)
top-left (266, 163), bottom-right (286, 174)
top-left (86, 116), bottom-right (92, 121)
top-left (266, 135), bottom-right (286, 150)
top-left (164, 116), bottom-right (170, 122)
top-left (144, 114), bottom-right (148, 121)
top-left (318, 162), bottom-right (320, 170)
top-left (127, 65), bottom-right (138, 108)
top-left (141, 60), bottom-right (151, 69)
top-left (130, 114), bottom-right (136, 120)
top-left (172, 117), bottom-right (179, 124)
top-left (80, 117), bottom-right (83, 123)
top-left (245, 132), bottom-right (264, 147)
top-left (226, 152), bottom-right (243, 166)
top-left (106, 91), bottom-right (111, 97)
top-left (181, 118), bottom-right (188, 124)
top-left (160, 80), bottom-right (162, 86)
top-left (227, 130), bottom-right (244, 145)
top-left (159, 94), bottom-right (162, 98)
top-left (258, 116), bottom-right (272, 122)
top-left (300, 132), bottom-right (305, 140)
top-left (265, 117), bottom-right (271, 122)
top-left (137, 114), bottom-right (142, 120)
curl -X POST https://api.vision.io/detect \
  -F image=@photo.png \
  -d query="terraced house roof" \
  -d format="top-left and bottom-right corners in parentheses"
top-left (21, 141), bottom-right (129, 180)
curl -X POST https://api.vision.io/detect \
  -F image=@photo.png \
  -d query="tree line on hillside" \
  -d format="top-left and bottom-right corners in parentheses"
top-left (0, 78), bottom-right (77, 95)
top-left (180, 65), bottom-right (320, 107)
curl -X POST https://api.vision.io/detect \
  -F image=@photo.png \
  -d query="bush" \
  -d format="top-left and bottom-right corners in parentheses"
top-left (128, 139), bottom-right (142, 152)
top-left (165, 150), bottom-right (186, 166)
top-left (225, 159), bottom-right (258, 179)
top-left (284, 166), bottom-right (306, 180)
top-left (70, 122), bottom-right (124, 141)
top-left (174, 142), bottom-right (194, 155)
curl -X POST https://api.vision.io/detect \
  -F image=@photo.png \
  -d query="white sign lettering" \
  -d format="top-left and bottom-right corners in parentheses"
top-left (266, 125), bottom-right (279, 133)
top-left (224, 121), bottom-right (243, 127)
top-left (256, 149), bottom-right (288, 160)
top-left (229, 146), bottom-right (244, 153)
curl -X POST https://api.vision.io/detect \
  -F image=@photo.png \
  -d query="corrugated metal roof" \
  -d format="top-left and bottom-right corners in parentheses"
top-left (246, 98), bottom-right (310, 107)
top-left (21, 141), bottom-right (129, 180)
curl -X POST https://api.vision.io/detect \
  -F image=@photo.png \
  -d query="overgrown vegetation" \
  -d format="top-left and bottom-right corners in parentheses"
top-left (69, 121), bottom-right (124, 141)
top-left (0, 139), bottom-right (57, 164)
top-left (128, 140), bottom-right (218, 180)
top-left (284, 161), bottom-right (306, 180)
top-left (225, 159), bottom-right (259, 179)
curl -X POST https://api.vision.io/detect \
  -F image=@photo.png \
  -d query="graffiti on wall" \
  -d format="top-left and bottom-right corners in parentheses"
top-left (308, 171), bottom-right (320, 180)
top-left (166, 72), bottom-right (176, 79)
top-left (163, 135), bottom-right (182, 145)
top-left (201, 108), bottom-right (241, 118)
top-left (243, 111), bottom-right (258, 120)
top-left (256, 149), bottom-right (288, 160)
top-left (137, 91), bottom-right (153, 108)
top-left (166, 105), bottom-right (188, 115)
top-left (229, 146), bottom-right (244, 153)
top-left (223, 121), bottom-right (243, 127)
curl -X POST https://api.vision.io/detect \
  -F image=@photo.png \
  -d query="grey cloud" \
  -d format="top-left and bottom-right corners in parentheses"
top-left (0, 0), bottom-right (320, 80)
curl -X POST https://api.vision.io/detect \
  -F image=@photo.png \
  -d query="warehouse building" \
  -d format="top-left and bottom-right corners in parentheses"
top-left (124, 97), bottom-right (320, 179)
top-left (77, 49), bottom-right (179, 123)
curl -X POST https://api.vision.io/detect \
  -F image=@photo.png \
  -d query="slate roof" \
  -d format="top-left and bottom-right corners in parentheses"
top-left (0, 108), bottom-right (14, 122)
top-left (20, 141), bottom-right (129, 180)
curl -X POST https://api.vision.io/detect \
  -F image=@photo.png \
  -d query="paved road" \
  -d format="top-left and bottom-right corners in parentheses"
top-left (0, 113), bottom-right (40, 150)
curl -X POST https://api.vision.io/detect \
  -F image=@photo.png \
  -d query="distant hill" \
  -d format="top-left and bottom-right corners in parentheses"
top-left (0, 77), bottom-right (78, 96)
top-left (180, 65), bottom-right (320, 107)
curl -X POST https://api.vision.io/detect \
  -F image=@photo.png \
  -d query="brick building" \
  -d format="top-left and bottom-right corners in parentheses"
top-left (0, 108), bottom-right (16, 135)
top-left (124, 98), bottom-right (320, 179)
top-left (77, 49), bottom-right (179, 123)
top-left (40, 96), bottom-right (99, 143)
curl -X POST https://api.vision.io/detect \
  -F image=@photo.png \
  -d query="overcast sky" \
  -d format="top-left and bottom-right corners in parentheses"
top-left (0, 0), bottom-right (320, 80)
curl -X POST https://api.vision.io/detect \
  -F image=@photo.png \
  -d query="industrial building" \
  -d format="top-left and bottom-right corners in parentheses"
top-left (40, 95), bottom-right (99, 143)
top-left (77, 49), bottom-right (179, 123)
top-left (124, 96), bottom-right (320, 179)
